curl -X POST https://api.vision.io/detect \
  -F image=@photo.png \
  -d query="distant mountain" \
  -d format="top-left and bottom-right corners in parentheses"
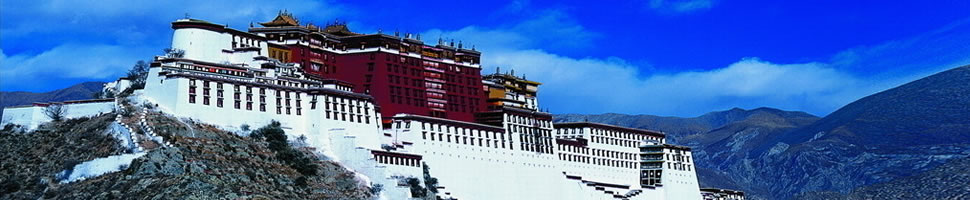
top-left (555, 65), bottom-right (970, 199)
top-left (796, 156), bottom-right (970, 199)
top-left (684, 108), bottom-right (819, 195)
top-left (0, 82), bottom-right (105, 115)
top-left (735, 65), bottom-right (970, 199)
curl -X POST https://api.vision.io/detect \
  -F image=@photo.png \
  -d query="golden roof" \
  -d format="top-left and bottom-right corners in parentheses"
top-left (260, 11), bottom-right (299, 27)
top-left (323, 24), bottom-right (360, 36)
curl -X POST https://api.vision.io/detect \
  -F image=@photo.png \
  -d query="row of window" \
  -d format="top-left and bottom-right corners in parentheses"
top-left (386, 53), bottom-right (480, 76)
top-left (176, 63), bottom-right (249, 77)
top-left (591, 136), bottom-right (641, 148)
top-left (557, 143), bottom-right (638, 161)
top-left (320, 95), bottom-right (373, 124)
top-left (374, 154), bottom-right (420, 167)
top-left (186, 79), bottom-right (374, 125)
top-left (520, 143), bottom-right (553, 154)
top-left (667, 153), bottom-right (691, 163)
top-left (273, 88), bottom-right (302, 115)
top-left (232, 35), bottom-right (263, 49)
top-left (508, 116), bottom-right (555, 154)
top-left (268, 48), bottom-right (290, 62)
top-left (558, 153), bottom-right (638, 169)
top-left (508, 114), bottom-right (552, 128)
top-left (641, 170), bottom-right (662, 186)
top-left (189, 79), bottom-right (302, 115)
top-left (402, 121), bottom-right (505, 141)
top-left (669, 162), bottom-right (692, 171)
top-left (386, 85), bottom-right (480, 114)
top-left (387, 59), bottom-right (482, 97)
top-left (591, 128), bottom-right (659, 143)
top-left (422, 131), bottom-right (512, 150)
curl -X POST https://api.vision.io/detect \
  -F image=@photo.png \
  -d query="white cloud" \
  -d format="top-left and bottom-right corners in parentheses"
top-left (425, 12), bottom-right (970, 117)
top-left (0, 44), bottom-right (153, 91)
top-left (0, 0), bottom-right (350, 92)
top-left (483, 50), bottom-right (894, 116)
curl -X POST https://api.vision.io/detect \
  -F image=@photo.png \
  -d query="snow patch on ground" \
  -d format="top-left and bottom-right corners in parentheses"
top-left (58, 152), bottom-right (146, 184)
top-left (767, 142), bottom-right (790, 156)
top-left (727, 130), bottom-right (757, 152)
top-left (808, 131), bottom-right (826, 142)
top-left (107, 122), bottom-right (137, 152)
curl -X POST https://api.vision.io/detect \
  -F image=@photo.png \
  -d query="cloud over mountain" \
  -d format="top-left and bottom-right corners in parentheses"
top-left (422, 10), bottom-right (969, 117)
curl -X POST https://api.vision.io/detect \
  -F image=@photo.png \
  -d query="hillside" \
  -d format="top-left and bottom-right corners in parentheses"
top-left (796, 156), bottom-right (970, 199)
top-left (685, 109), bottom-right (819, 195)
top-left (732, 65), bottom-right (970, 199)
top-left (0, 108), bottom-right (376, 199)
top-left (0, 81), bottom-right (105, 115)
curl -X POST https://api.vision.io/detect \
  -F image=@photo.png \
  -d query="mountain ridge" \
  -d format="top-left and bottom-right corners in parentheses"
top-left (555, 65), bottom-right (970, 199)
top-left (0, 82), bottom-right (105, 115)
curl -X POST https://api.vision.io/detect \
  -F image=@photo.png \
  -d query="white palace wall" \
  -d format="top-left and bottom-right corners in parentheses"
top-left (385, 117), bottom-right (568, 200)
top-left (1, 100), bottom-right (116, 130)
top-left (142, 66), bottom-right (383, 152)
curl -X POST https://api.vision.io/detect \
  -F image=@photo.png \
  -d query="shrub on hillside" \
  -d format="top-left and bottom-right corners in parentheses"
top-left (423, 164), bottom-right (439, 194)
top-left (250, 121), bottom-right (319, 177)
top-left (404, 177), bottom-right (426, 198)
top-left (369, 183), bottom-right (383, 195)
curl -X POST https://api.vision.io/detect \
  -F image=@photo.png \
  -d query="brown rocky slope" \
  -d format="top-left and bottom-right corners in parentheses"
top-left (0, 108), bottom-right (377, 199)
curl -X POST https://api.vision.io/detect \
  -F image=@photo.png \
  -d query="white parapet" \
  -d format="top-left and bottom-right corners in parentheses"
top-left (1, 99), bottom-right (116, 131)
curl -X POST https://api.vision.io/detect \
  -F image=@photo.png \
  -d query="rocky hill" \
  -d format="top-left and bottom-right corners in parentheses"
top-left (739, 65), bottom-right (970, 199)
top-left (0, 107), bottom-right (376, 199)
top-left (0, 114), bottom-right (124, 199)
top-left (795, 155), bottom-right (970, 199)
top-left (684, 108), bottom-right (819, 194)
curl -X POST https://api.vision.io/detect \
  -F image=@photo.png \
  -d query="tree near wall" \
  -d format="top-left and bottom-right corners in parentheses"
top-left (43, 103), bottom-right (67, 122)
top-left (163, 48), bottom-right (185, 58)
top-left (127, 61), bottom-right (149, 89)
top-left (92, 90), bottom-right (116, 99)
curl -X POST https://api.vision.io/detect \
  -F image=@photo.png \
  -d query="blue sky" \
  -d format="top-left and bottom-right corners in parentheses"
top-left (2, 0), bottom-right (970, 117)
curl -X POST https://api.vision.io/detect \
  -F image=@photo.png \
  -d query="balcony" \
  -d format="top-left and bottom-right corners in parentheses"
top-left (641, 165), bottom-right (663, 170)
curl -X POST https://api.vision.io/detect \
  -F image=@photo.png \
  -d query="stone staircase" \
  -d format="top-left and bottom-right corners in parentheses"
top-left (564, 174), bottom-right (644, 200)
top-left (327, 128), bottom-right (419, 199)
top-left (114, 98), bottom-right (172, 153)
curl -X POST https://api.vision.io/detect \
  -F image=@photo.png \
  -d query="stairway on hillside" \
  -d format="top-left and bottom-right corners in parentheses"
top-left (115, 98), bottom-right (172, 153)
top-left (327, 129), bottom-right (420, 199)
top-left (564, 174), bottom-right (645, 200)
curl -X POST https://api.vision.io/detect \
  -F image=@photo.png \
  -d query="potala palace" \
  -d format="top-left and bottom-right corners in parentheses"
top-left (2, 12), bottom-right (743, 200)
